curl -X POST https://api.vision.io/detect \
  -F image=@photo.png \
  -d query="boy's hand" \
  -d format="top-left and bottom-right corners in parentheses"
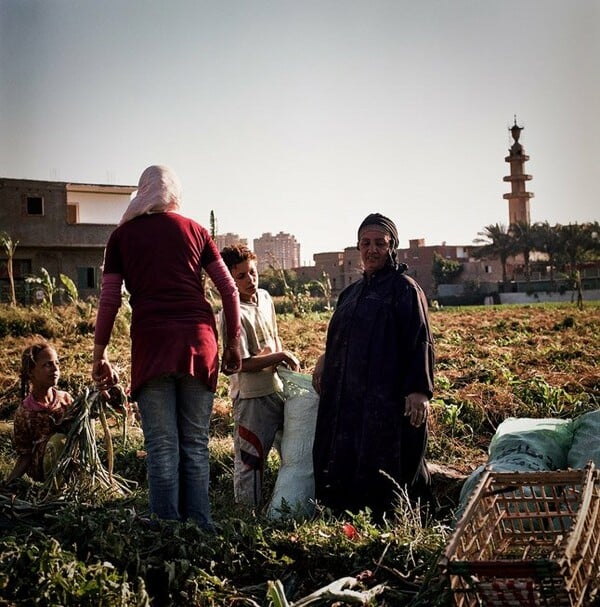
top-left (279, 351), bottom-right (300, 372)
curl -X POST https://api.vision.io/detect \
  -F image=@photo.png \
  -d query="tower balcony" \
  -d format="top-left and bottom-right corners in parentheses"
top-left (503, 174), bottom-right (533, 182)
top-left (503, 192), bottom-right (534, 200)
top-left (505, 154), bottom-right (530, 162)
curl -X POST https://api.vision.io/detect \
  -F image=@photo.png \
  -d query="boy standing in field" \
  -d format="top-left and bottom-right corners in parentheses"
top-left (220, 244), bottom-right (300, 508)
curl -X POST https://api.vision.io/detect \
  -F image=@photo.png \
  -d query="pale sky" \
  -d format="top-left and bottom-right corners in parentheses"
top-left (1, 0), bottom-right (598, 264)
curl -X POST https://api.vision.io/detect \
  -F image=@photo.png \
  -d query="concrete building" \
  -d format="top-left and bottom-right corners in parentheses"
top-left (213, 232), bottom-right (248, 253)
top-left (294, 252), bottom-right (341, 287)
top-left (398, 239), bottom-right (504, 301)
top-left (294, 240), bottom-right (503, 301)
top-left (253, 231), bottom-right (300, 272)
top-left (0, 177), bottom-right (135, 303)
top-left (294, 248), bottom-right (364, 292)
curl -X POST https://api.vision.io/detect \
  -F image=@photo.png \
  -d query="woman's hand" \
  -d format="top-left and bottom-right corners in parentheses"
top-left (92, 358), bottom-right (119, 390)
top-left (92, 344), bottom-right (119, 390)
top-left (404, 392), bottom-right (430, 428)
top-left (311, 353), bottom-right (325, 394)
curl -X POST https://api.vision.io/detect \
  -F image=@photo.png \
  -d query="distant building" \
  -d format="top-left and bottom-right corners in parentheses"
top-left (214, 232), bottom-right (248, 252)
top-left (341, 247), bottom-right (363, 290)
top-left (294, 251), bottom-right (343, 289)
top-left (503, 117), bottom-right (534, 225)
top-left (293, 239), bottom-right (503, 301)
top-left (397, 239), bottom-right (503, 300)
top-left (293, 121), bottom-right (596, 303)
top-left (0, 177), bottom-right (135, 303)
top-left (253, 231), bottom-right (300, 272)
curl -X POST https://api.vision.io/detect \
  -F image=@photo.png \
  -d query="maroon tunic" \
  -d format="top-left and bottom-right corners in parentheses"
top-left (103, 213), bottom-right (221, 396)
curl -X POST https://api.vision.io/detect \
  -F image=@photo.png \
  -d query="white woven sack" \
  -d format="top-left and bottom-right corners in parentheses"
top-left (267, 368), bottom-right (319, 520)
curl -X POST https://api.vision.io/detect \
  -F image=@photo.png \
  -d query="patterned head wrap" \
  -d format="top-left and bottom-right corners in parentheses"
top-left (119, 165), bottom-right (182, 225)
top-left (357, 212), bottom-right (400, 268)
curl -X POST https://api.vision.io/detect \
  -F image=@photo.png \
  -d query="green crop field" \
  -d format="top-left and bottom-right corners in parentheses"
top-left (0, 301), bottom-right (598, 606)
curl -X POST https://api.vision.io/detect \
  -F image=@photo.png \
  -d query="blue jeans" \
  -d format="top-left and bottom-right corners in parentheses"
top-left (137, 373), bottom-right (214, 529)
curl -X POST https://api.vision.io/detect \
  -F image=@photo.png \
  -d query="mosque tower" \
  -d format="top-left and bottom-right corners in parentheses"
top-left (503, 116), bottom-right (534, 225)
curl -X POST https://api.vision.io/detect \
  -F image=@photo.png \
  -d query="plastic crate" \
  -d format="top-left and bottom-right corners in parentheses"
top-left (439, 464), bottom-right (600, 606)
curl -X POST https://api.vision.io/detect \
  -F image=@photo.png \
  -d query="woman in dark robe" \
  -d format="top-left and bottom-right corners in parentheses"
top-left (311, 213), bottom-right (434, 519)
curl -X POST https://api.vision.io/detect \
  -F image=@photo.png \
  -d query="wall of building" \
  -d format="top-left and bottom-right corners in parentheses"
top-left (214, 233), bottom-right (248, 252)
top-left (341, 247), bottom-right (362, 290)
top-left (1, 178), bottom-right (133, 248)
top-left (311, 252), bottom-right (344, 292)
top-left (294, 240), bottom-right (505, 300)
top-left (66, 190), bottom-right (131, 224)
top-left (499, 290), bottom-right (600, 304)
top-left (253, 232), bottom-right (300, 271)
top-left (1, 179), bottom-right (70, 246)
top-left (1, 178), bottom-right (135, 304)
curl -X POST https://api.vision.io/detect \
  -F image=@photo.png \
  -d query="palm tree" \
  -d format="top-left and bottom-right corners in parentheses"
top-left (557, 222), bottom-right (600, 309)
top-left (557, 222), bottom-right (599, 274)
top-left (586, 220), bottom-right (600, 257)
top-left (0, 231), bottom-right (19, 306)
top-left (509, 221), bottom-right (537, 283)
top-left (533, 221), bottom-right (561, 289)
top-left (473, 223), bottom-right (514, 287)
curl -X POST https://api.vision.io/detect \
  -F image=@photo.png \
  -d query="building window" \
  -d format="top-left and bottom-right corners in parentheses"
top-left (67, 203), bottom-right (79, 224)
top-left (77, 267), bottom-right (98, 289)
top-left (485, 265), bottom-right (493, 274)
top-left (26, 196), bottom-right (44, 215)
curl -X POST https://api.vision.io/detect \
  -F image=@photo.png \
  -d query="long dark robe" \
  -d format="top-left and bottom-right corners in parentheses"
top-left (312, 265), bottom-right (435, 516)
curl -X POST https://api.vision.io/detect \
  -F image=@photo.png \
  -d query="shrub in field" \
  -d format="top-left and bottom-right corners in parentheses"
top-left (0, 306), bottom-right (58, 338)
top-left (0, 535), bottom-right (149, 606)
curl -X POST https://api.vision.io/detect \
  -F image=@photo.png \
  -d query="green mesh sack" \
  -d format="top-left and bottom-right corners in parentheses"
top-left (455, 417), bottom-right (574, 522)
top-left (567, 410), bottom-right (600, 470)
top-left (488, 417), bottom-right (573, 471)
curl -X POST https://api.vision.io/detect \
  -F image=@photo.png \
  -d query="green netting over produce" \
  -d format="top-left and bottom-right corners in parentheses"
top-left (455, 417), bottom-right (575, 521)
top-left (568, 409), bottom-right (600, 470)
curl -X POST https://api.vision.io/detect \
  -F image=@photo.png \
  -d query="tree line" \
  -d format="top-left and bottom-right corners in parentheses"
top-left (2, 221), bottom-right (600, 309)
top-left (472, 220), bottom-right (600, 286)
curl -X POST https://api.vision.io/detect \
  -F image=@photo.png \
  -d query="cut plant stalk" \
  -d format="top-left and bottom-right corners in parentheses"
top-left (38, 385), bottom-right (136, 503)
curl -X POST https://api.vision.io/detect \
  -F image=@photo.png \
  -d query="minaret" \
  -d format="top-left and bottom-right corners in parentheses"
top-left (503, 117), bottom-right (534, 225)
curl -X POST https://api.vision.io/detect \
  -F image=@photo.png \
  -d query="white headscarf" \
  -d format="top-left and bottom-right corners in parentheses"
top-left (119, 165), bottom-right (182, 225)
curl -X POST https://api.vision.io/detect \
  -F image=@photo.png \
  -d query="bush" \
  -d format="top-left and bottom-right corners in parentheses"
top-left (0, 306), bottom-right (55, 338)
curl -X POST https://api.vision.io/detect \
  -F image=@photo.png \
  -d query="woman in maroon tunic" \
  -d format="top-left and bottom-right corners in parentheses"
top-left (312, 213), bottom-right (434, 520)
top-left (92, 165), bottom-right (241, 529)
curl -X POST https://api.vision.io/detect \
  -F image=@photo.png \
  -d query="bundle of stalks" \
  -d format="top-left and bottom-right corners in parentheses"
top-left (0, 493), bottom-right (63, 524)
top-left (38, 385), bottom-right (137, 503)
